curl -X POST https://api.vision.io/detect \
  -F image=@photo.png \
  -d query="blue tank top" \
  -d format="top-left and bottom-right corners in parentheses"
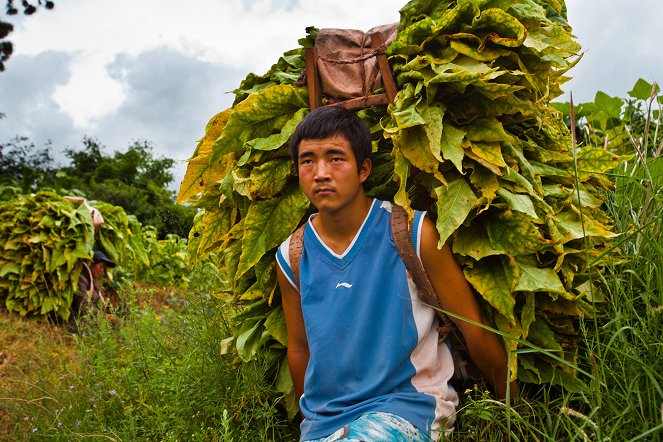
top-left (276, 199), bottom-right (458, 440)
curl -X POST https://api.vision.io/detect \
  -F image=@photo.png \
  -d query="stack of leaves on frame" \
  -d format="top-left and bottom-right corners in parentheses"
top-left (0, 191), bottom-right (150, 320)
top-left (178, 0), bottom-right (627, 407)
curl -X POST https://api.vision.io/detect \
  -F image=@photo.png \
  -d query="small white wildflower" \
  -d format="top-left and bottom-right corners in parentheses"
top-left (109, 389), bottom-right (117, 396)
top-left (32, 428), bottom-right (38, 433)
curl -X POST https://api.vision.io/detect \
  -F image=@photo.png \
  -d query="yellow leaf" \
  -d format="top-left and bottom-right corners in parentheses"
top-left (178, 109), bottom-right (233, 204)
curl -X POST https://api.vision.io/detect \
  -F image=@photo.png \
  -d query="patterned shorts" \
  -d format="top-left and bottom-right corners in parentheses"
top-left (303, 412), bottom-right (432, 442)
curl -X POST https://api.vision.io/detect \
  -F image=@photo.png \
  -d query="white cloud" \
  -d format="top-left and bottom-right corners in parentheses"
top-left (3, 0), bottom-right (661, 187)
top-left (10, 0), bottom-right (404, 127)
top-left (562, 0), bottom-right (663, 101)
top-left (52, 52), bottom-right (127, 127)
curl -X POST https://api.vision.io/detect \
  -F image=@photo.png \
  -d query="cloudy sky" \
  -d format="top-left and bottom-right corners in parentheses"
top-left (1, 0), bottom-right (661, 190)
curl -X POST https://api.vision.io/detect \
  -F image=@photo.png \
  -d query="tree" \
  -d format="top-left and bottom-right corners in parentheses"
top-left (0, 136), bottom-right (58, 191)
top-left (1, 134), bottom-right (196, 238)
top-left (1, 0), bottom-right (55, 71)
top-left (61, 138), bottom-right (195, 238)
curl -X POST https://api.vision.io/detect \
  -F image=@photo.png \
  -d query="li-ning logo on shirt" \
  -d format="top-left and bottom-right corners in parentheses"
top-left (335, 282), bottom-right (353, 289)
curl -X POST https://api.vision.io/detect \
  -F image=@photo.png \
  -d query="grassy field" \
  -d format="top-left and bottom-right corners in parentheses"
top-left (1, 270), bottom-right (298, 441)
top-left (1, 130), bottom-right (662, 441)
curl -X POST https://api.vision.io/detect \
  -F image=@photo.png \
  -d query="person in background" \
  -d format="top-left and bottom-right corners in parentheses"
top-left (74, 250), bottom-right (116, 315)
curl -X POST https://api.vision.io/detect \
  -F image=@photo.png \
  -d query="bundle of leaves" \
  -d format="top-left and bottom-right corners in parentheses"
top-left (178, 0), bottom-right (627, 409)
top-left (0, 192), bottom-right (153, 320)
top-left (0, 191), bottom-right (94, 320)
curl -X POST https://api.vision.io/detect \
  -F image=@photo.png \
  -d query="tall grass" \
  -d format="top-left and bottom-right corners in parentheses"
top-left (3, 261), bottom-right (297, 441)
top-left (450, 99), bottom-right (663, 441)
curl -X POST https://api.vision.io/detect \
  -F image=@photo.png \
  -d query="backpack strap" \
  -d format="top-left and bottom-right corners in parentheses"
top-left (288, 224), bottom-right (307, 291)
top-left (390, 204), bottom-right (456, 341)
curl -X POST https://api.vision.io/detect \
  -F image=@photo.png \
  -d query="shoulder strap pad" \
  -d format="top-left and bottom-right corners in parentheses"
top-left (288, 224), bottom-right (306, 291)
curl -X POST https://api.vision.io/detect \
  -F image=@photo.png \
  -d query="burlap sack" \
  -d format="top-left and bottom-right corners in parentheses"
top-left (313, 23), bottom-right (398, 103)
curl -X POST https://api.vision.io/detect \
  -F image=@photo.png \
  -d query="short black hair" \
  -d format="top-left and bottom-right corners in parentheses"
top-left (289, 106), bottom-right (372, 171)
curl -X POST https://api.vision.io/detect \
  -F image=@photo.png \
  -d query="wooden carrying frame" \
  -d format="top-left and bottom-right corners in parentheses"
top-left (305, 32), bottom-right (397, 111)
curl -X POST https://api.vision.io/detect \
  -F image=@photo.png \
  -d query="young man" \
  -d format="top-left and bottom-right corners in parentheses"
top-left (275, 106), bottom-right (513, 441)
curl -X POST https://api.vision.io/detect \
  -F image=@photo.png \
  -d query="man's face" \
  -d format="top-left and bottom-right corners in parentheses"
top-left (91, 262), bottom-right (106, 278)
top-left (296, 135), bottom-right (371, 214)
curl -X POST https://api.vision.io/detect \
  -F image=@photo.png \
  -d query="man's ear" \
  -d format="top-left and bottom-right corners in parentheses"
top-left (359, 158), bottom-right (372, 184)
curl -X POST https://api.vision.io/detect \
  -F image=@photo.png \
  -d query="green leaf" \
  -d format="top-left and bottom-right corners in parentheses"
top-left (472, 8), bottom-right (527, 48)
top-left (521, 292), bottom-right (536, 339)
top-left (627, 78), bottom-right (660, 101)
top-left (471, 141), bottom-right (507, 169)
top-left (393, 126), bottom-right (447, 185)
top-left (0, 261), bottom-right (19, 277)
top-left (246, 108), bottom-right (308, 152)
top-left (496, 187), bottom-right (538, 219)
top-left (556, 214), bottom-right (618, 242)
top-left (441, 121), bottom-right (466, 173)
top-left (232, 168), bottom-right (252, 198)
top-left (393, 149), bottom-right (412, 211)
top-left (235, 187), bottom-right (310, 281)
top-left (490, 0), bottom-right (547, 22)
top-left (421, 104), bottom-right (445, 162)
top-left (487, 211), bottom-right (549, 255)
top-left (466, 118), bottom-right (514, 143)
top-left (249, 159), bottom-right (293, 200)
top-left (514, 260), bottom-right (565, 293)
top-left (527, 317), bottom-right (562, 352)
top-left (452, 223), bottom-right (505, 259)
top-left (434, 177), bottom-right (478, 247)
top-left (449, 39), bottom-right (511, 62)
top-left (593, 91), bottom-right (623, 120)
top-left (470, 166), bottom-right (500, 211)
top-left (427, 57), bottom-right (500, 86)
top-left (519, 354), bottom-right (587, 392)
top-left (464, 258), bottom-right (516, 324)
top-left (433, 2), bottom-right (481, 35)
top-left (264, 305), bottom-right (288, 347)
top-left (241, 257), bottom-right (277, 301)
top-left (235, 318), bottom-right (264, 362)
top-left (211, 84), bottom-right (308, 161)
top-left (576, 147), bottom-right (632, 177)
top-left (197, 208), bottom-right (235, 257)
top-left (388, 16), bottom-right (437, 56)
top-left (275, 360), bottom-right (298, 420)
top-left (393, 103), bottom-right (427, 129)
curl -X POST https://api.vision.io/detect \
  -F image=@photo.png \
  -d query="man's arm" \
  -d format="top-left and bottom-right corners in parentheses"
top-left (419, 217), bottom-right (516, 399)
top-left (276, 265), bottom-right (310, 411)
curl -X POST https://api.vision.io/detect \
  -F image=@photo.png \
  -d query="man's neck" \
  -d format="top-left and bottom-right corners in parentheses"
top-left (312, 194), bottom-right (373, 255)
